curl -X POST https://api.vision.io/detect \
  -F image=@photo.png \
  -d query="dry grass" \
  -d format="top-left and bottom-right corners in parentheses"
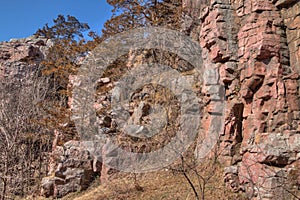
top-left (57, 164), bottom-right (247, 200)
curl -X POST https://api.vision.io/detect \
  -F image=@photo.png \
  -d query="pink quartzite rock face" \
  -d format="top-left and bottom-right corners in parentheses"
top-left (41, 140), bottom-right (102, 198)
top-left (2, 1), bottom-right (299, 198)
top-left (61, 0), bottom-right (300, 198)
top-left (0, 35), bottom-right (51, 80)
top-left (193, 0), bottom-right (300, 199)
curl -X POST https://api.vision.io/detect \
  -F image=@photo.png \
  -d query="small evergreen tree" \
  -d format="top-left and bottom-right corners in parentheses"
top-left (103, 0), bottom-right (182, 38)
top-left (36, 15), bottom-right (99, 143)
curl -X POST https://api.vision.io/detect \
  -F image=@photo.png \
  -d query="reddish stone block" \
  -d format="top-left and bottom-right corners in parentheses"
top-left (287, 15), bottom-right (300, 29)
top-left (261, 98), bottom-right (276, 115)
top-left (252, 0), bottom-right (273, 12)
top-left (286, 95), bottom-right (300, 112)
top-left (242, 99), bottom-right (253, 118)
top-left (285, 79), bottom-right (298, 94)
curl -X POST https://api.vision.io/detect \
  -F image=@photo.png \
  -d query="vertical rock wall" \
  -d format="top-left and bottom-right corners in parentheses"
top-left (42, 0), bottom-right (300, 198)
top-left (184, 0), bottom-right (300, 199)
top-left (8, 0), bottom-right (296, 198)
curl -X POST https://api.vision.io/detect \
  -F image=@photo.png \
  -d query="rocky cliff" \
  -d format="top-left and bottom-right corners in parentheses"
top-left (1, 0), bottom-right (300, 199)
top-left (183, 0), bottom-right (300, 199)
top-left (0, 36), bottom-right (53, 198)
top-left (42, 0), bottom-right (300, 198)
top-left (0, 36), bottom-right (51, 79)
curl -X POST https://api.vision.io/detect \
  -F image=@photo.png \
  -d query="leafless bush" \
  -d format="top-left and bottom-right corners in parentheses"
top-left (0, 65), bottom-right (53, 199)
top-left (169, 148), bottom-right (220, 200)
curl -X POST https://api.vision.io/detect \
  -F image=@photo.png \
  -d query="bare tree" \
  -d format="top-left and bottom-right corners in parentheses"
top-left (169, 148), bottom-right (220, 200)
top-left (0, 65), bottom-right (52, 199)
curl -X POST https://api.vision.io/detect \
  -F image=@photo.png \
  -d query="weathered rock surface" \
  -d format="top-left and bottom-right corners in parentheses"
top-left (189, 0), bottom-right (300, 199)
top-left (0, 36), bottom-right (103, 198)
top-left (2, 0), bottom-right (300, 198)
top-left (0, 35), bottom-right (51, 79)
top-left (41, 139), bottom-right (102, 198)
top-left (46, 0), bottom-right (300, 198)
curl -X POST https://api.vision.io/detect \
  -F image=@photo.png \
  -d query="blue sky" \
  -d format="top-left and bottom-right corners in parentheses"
top-left (0, 0), bottom-right (113, 42)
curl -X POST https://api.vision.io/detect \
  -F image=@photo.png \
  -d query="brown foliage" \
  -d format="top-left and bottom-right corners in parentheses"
top-left (36, 15), bottom-right (100, 142)
top-left (103, 0), bottom-right (182, 38)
